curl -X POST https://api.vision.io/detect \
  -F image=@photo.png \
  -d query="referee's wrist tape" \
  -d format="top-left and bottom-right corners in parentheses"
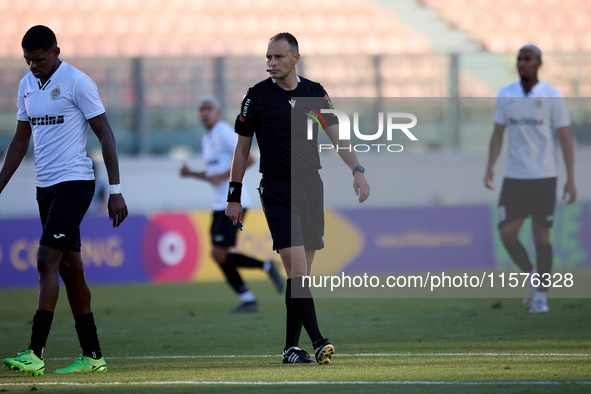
top-left (109, 184), bottom-right (122, 195)
top-left (227, 182), bottom-right (242, 203)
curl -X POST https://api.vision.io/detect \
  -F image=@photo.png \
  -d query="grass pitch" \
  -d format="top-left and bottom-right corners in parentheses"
top-left (1, 280), bottom-right (590, 393)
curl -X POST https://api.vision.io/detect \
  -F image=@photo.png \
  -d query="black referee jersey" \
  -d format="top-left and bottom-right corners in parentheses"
top-left (234, 76), bottom-right (338, 177)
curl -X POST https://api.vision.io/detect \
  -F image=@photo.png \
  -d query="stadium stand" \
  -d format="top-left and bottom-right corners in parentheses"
top-left (423, 0), bottom-right (591, 53)
top-left (4, 0), bottom-right (591, 155)
top-left (0, 0), bottom-right (430, 57)
top-left (422, 0), bottom-right (591, 97)
top-left (0, 0), bottom-right (479, 107)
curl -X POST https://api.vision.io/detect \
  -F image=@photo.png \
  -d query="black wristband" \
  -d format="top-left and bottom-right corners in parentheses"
top-left (227, 182), bottom-right (242, 203)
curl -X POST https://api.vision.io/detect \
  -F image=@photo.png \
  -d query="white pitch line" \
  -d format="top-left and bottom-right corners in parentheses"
top-left (43, 352), bottom-right (591, 361)
top-left (1, 381), bottom-right (591, 387)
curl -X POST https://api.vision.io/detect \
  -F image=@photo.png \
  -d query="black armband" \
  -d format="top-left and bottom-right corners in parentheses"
top-left (227, 182), bottom-right (243, 203)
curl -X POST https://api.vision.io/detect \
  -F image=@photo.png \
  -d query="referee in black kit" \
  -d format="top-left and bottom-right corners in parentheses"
top-left (226, 33), bottom-right (370, 364)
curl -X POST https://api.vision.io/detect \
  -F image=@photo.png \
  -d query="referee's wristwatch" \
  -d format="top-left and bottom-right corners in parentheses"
top-left (352, 165), bottom-right (365, 177)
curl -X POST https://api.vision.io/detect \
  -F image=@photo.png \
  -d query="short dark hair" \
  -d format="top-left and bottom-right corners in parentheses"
top-left (269, 32), bottom-right (299, 55)
top-left (519, 44), bottom-right (542, 60)
top-left (22, 25), bottom-right (57, 51)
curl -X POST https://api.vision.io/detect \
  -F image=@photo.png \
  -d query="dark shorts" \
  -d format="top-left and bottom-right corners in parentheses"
top-left (211, 209), bottom-right (247, 248)
top-left (37, 180), bottom-right (95, 253)
top-left (497, 177), bottom-right (557, 229)
top-left (259, 173), bottom-right (324, 252)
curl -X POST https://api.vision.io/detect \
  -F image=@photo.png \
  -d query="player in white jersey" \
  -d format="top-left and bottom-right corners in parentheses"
top-left (1, 26), bottom-right (128, 375)
top-left (180, 97), bottom-right (283, 313)
top-left (484, 45), bottom-right (576, 314)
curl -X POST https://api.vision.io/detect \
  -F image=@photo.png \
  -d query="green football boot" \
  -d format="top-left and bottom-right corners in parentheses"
top-left (53, 354), bottom-right (107, 374)
top-left (3, 350), bottom-right (45, 376)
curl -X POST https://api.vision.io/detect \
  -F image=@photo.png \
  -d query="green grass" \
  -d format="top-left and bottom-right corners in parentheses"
top-left (1, 281), bottom-right (591, 393)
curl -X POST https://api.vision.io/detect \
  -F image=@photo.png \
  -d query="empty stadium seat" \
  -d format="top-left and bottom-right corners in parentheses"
top-left (426, 0), bottom-right (589, 54)
top-left (0, 0), bottom-right (430, 57)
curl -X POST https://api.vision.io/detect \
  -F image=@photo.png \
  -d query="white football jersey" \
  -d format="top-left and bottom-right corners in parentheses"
top-left (493, 81), bottom-right (570, 179)
top-left (17, 61), bottom-right (105, 187)
top-left (202, 120), bottom-right (251, 210)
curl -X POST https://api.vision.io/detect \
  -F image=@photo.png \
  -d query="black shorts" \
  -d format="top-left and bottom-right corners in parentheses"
top-left (259, 173), bottom-right (324, 252)
top-left (37, 180), bottom-right (95, 253)
top-left (497, 177), bottom-right (556, 229)
top-left (211, 209), bottom-right (247, 248)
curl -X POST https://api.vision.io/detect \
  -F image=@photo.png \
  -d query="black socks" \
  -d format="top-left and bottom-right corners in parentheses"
top-left (536, 243), bottom-right (553, 291)
top-left (29, 309), bottom-right (54, 359)
top-left (504, 241), bottom-right (534, 273)
top-left (220, 253), bottom-right (266, 295)
top-left (286, 277), bottom-right (323, 346)
top-left (226, 253), bottom-right (264, 269)
top-left (505, 241), bottom-right (553, 291)
top-left (74, 313), bottom-right (102, 360)
top-left (219, 261), bottom-right (247, 294)
top-left (29, 311), bottom-right (102, 360)
top-left (285, 279), bottom-right (303, 349)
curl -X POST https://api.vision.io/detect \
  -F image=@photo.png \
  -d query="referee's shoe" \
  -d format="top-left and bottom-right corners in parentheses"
top-left (314, 338), bottom-right (335, 365)
top-left (282, 347), bottom-right (316, 364)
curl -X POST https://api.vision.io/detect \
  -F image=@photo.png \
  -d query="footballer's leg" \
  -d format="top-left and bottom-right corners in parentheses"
top-left (227, 252), bottom-right (283, 293)
top-left (500, 219), bottom-right (533, 273)
top-left (529, 221), bottom-right (551, 314)
top-left (3, 245), bottom-right (62, 376)
top-left (281, 246), bottom-right (333, 364)
top-left (281, 246), bottom-right (314, 363)
top-left (498, 179), bottom-right (539, 308)
top-left (528, 178), bottom-right (556, 314)
top-left (60, 250), bottom-right (91, 315)
top-left (53, 250), bottom-right (106, 373)
top-left (36, 246), bottom-right (64, 312)
top-left (303, 175), bottom-right (334, 365)
top-left (4, 184), bottom-right (73, 375)
top-left (305, 249), bottom-right (334, 365)
top-left (211, 211), bottom-right (258, 313)
top-left (228, 210), bottom-right (284, 293)
top-left (212, 245), bottom-right (259, 313)
top-left (50, 181), bottom-right (106, 373)
top-left (499, 219), bottom-right (536, 308)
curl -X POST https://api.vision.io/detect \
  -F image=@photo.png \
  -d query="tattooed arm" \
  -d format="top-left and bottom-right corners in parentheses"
top-left (0, 121), bottom-right (31, 195)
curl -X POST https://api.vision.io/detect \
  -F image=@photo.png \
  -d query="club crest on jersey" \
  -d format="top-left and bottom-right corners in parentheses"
top-left (50, 86), bottom-right (61, 101)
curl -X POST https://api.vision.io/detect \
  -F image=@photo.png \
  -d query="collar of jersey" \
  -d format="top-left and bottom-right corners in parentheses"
top-left (205, 120), bottom-right (225, 136)
top-left (271, 75), bottom-right (301, 84)
top-left (36, 61), bottom-right (67, 89)
top-left (519, 80), bottom-right (543, 97)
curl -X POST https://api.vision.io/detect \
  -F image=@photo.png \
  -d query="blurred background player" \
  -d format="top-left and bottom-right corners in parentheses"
top-left (180, 97), bottom-right (283, 313)
top-left (484, 44), bottom-right (576, 314)
top-left (226, 33), bottom-right (370, 364)
top-left (1, 25), bottom-right (128, 375)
